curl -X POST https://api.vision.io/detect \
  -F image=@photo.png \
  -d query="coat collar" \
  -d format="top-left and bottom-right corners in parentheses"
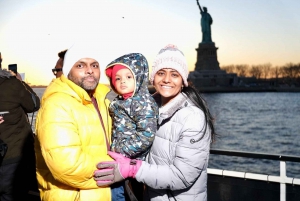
top-left (156, 93), bottom-right (190, 124)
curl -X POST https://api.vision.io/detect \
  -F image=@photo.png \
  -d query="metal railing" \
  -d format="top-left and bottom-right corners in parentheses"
top-left (208, 149), bottom-right (300, 201)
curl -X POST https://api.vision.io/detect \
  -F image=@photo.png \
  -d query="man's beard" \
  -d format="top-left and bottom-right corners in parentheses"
top-left (68, 74), bottom-right (99, 92)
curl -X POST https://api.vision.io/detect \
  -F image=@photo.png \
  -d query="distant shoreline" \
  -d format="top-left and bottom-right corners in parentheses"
top-left (30, 84), bottom-right (111, 89)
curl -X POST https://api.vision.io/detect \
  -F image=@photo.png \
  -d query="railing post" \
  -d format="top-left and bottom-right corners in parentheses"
top-left (280, 161), bottom-right (286, 201)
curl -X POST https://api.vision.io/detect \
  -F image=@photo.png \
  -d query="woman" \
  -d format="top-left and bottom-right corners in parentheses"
top-left (94, 44), bottom-right (216, 201)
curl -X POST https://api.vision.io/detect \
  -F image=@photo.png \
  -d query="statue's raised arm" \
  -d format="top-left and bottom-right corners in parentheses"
top-left (196, 0), bottom-right (203, 13)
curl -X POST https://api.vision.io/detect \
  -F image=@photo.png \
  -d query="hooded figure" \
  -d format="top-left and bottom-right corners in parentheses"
top-left (105, 53), bottom-right (158, 160)
top-left (0, 69), bottom-right (40, 200)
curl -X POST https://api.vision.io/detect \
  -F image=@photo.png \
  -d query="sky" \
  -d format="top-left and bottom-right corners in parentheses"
top-left (0, 0), bottom-right (299, 85)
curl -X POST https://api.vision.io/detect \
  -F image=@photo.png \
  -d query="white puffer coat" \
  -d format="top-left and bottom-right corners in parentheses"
top-left (136, 93), bottom-right (211, 201)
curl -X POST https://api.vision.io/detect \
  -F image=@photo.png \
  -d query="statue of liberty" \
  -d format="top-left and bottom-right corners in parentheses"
top-left (196, 0), bottom-right (213, 43)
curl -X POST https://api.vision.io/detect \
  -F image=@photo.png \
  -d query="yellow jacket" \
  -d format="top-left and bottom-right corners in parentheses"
top-left (35, 75), bottom-right (113, 201)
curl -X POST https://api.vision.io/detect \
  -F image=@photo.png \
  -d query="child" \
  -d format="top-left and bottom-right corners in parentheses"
top-left (105, 53), bottom-right (159, 201)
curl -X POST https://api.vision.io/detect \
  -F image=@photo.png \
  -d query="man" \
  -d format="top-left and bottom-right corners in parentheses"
top-left (52, 49), bottom-right (67, 78)
top-left (35, 42), bottom-right (113, 201)
top-left (0, 68), bottom-right (40, 200)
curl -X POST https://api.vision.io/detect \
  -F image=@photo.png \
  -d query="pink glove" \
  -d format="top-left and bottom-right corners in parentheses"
top-left (94, 151), bottom-right (142, 187)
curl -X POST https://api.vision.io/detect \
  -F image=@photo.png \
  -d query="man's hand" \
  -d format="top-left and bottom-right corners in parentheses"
top-left (93, 151), bottom-right (142, 187)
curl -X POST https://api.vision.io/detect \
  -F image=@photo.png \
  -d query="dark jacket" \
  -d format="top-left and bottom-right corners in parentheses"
top-left (106, 53), bottom-right (158, 159)
top-left (0, 69), bottom-right (40, 165)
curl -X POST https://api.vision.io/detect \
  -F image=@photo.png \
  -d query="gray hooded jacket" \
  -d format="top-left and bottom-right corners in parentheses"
top-left (136, 93), bottom-right (211, 201)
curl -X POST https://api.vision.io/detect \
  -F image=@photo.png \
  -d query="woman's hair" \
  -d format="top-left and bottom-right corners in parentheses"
top-left (182, 83), bottom-right (216, 143)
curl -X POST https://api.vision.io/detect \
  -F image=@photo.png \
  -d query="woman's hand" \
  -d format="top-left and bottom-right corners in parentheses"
top-left (94, 151), bottom-right (142, 187)
top-left (0, 116), bottom-right (4, 124)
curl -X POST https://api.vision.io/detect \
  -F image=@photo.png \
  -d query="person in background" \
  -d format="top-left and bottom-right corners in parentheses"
top-left (94, 44), bottom-right (216, 201)
top-left (0, 52), bottom-right (2, 69)
top-left (105, 53), bottom-right (158, 201)
top-left (35, 42), bottom-right (113, 201)
top-left (0, 68), bottom-right (40, 201)
top-left (52, 49), bottom-right (67, 78)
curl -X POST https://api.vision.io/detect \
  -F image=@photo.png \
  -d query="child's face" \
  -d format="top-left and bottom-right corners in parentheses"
top-left (114, 68), bottom-right (135, 95)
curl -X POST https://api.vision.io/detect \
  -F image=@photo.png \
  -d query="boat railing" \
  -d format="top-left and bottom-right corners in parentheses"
top-left (208, 149), bottom-right (300, 201)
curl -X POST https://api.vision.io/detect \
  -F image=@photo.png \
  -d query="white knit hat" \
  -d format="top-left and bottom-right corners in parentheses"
top-left (150, 44), bottom-right (189, 87)
top-left (62, 42), bottom-right (103, 76)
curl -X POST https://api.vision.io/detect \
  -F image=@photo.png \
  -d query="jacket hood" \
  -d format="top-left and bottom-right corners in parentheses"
top-left (0, 69), bottom-right (13, 85)
top-left (105, 53), bottom-right (149, 98)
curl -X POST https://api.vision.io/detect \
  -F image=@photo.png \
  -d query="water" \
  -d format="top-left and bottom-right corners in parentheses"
top-left (203, 92), bottom-right (300, 178)
top-left (30, 89), bottom-right (300, 178)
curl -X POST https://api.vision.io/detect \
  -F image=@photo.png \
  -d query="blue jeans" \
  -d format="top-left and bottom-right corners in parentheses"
top-left (111, 181), bottom-right (125, 201)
